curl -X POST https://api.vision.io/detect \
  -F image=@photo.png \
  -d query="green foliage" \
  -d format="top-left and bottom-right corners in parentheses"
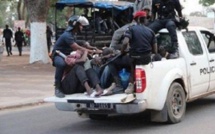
top-left (47, 6), bottom-right (55, 25)
top-left (199, 0), bottom-right (215, 6)
top-left (0, 1), bottom-right (17, 28)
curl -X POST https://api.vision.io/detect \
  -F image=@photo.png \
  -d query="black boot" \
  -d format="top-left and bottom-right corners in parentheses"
top-left (54, 82), bottom-right (65, 98)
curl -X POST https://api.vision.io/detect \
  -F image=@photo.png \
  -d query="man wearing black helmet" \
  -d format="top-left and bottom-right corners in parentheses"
top-left (52, 15), bottom-right (98, 98)
top-left (148, 0), bottom-right (183, 59)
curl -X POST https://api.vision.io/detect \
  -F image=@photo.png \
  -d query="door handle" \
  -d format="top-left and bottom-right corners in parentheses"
top-left (209, 59), bottom-right (214, 62)
top-left (190, 62), bottom-right (196, 66)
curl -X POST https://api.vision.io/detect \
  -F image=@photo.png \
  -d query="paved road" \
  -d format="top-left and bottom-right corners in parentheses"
top-left (1, 95), bottom-right (215, 134)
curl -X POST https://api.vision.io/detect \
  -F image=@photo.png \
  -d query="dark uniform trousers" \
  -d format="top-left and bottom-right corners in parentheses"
top-left (148, 19), bottom-right (178, 53)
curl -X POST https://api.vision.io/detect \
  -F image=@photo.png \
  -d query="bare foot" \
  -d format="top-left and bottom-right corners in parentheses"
top-left (95, 89), bottom-right (103, 96)
top-left (101, 83), bottom-right (116, 96)
top-left (86, 89), bottom-right (94, 96)
top-left (106, 83), bottom-right (116, 92)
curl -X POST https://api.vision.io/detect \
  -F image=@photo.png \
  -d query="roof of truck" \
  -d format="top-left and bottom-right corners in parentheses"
top-left (56, 0), bottom-right (134, 10)
top-left (159, 26), bottom-right (212, 33)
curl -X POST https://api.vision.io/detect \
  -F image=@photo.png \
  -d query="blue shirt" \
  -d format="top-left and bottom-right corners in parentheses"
top-left (53, 31), bottom-right (75, 55)
top-left (124, 24), bottom-right (156, 55)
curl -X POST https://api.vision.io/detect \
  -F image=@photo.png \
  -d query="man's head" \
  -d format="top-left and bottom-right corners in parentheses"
top-left (133, 11), bottom-right (146, 24)
top-left (5, 25), bottom-right (9, 29)
top-left (141, 6), bottom-right (151, 17)
top-left (67, 15), bottom-right (89, 32)
top-left (102, 48), bottom-right (113, 56)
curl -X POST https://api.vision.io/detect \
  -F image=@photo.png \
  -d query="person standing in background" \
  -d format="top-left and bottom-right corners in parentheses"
top-left (133, 0), bottom-right (152, 15)
top-left (15, 27), bottom-right (24, 56)
top-left (46, 26), bottom-right (53, 53)
top-left (3, 25), bottom-right (13, 56)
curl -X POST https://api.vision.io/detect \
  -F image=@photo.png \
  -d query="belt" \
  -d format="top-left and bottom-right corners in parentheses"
top-left (158, 15), bottom-right (174, 20)
top-left (130, 52), bottom-right (151, 59)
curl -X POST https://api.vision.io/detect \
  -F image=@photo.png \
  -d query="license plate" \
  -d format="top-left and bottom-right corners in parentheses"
top-left (87, 103), bottom-right (114, 110)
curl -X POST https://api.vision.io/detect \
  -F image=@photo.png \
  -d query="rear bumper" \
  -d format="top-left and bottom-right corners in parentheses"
top-left (55, 99), bottom-right (147, 114)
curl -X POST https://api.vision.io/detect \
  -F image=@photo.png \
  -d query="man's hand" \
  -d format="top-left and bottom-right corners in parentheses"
top-left (65, 57), bottom-right (76, 66)
top-left (94, 49), bottom-right (102, 54)
top-left (91, 57), bottom-right (102, 66)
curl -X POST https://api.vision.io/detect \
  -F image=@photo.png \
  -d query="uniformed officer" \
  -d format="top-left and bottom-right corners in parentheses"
top-left (148, 0), bottom-right (183, 58)
top-left (52, 15), bottom-right (94, 98)
top-left (121, 11), bottom-right (157, 93)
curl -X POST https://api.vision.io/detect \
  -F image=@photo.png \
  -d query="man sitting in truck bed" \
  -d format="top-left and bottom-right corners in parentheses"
top-left (121, 11), bottom-right (157, 93)
top-left (99, 11), bottom-right (157, 94)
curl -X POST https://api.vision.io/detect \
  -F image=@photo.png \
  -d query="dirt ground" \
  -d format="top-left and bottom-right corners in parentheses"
top-left (0, 54), bottom-right (54, 75)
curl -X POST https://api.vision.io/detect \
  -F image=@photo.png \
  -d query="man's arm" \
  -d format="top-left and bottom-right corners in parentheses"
top-left (121, 26), bottom-right (132, 53)
top-left (151, 34), bottom-right (158, 54)
top-left (2, 30), bottom-right (5, 39)
top-left (75, 41), bottom-right (102, 54)
top-left (70, 42), bottom-right (95, 54)
top-left (83, 41), bottom-right (102, 54)
top-left (175, 0), bottom-right (183, 17)
top-left (151, 0), bottom-right (157, 21)
top-left (75, 50), bottom-right (88, 63)
top-left (10, 29), bottom-right (13, 38)
top-left (152, 43), bottom-right (158, 54)
top-left (121, 37), bottom-right (129, 53)
top-left (133, 0), bottom-right (138, 14)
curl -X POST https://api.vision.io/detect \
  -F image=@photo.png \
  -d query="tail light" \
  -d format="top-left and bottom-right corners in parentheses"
top-left (135, 68), bottom-right (146, 93)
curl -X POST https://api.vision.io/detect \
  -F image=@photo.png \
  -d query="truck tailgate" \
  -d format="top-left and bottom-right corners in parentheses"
top-left (44, 93), bottom-right (135, 104)
top-left (44, 94), bottom-right (148, 114)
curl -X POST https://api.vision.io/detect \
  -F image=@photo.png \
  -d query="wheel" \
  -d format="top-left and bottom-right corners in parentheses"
top-left (166, 82), bottom-right (186, 123)
top-left (89, 114), bottom-right (108, 120)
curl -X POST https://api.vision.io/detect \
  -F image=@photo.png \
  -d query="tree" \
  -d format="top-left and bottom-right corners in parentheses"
top-left (46, 0), bottom-right (58, 25)
top-left (199, 0), bottom-right (215, 6)
top-left (25, 0), bottom-right (50, 64)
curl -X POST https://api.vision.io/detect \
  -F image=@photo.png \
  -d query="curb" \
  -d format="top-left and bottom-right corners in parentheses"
top-left (0, 100), bottom-right (46, 111)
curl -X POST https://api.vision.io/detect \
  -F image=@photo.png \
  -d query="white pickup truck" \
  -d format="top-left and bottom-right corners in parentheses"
top-left (45, 26), bottom-right (215, 124)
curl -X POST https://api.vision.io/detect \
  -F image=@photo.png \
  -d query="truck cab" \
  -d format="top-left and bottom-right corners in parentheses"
top-left (45, 26), bottom-right (215, 124)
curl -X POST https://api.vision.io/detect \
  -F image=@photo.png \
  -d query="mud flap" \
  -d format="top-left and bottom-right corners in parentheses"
top-left (150, 104), bottom-right (168, 123)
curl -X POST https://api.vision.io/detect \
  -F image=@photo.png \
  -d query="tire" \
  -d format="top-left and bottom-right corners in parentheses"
top-left (89, 114), bottom-right (108, 120)
top-left (166, 82), bottom-right (186, 123)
